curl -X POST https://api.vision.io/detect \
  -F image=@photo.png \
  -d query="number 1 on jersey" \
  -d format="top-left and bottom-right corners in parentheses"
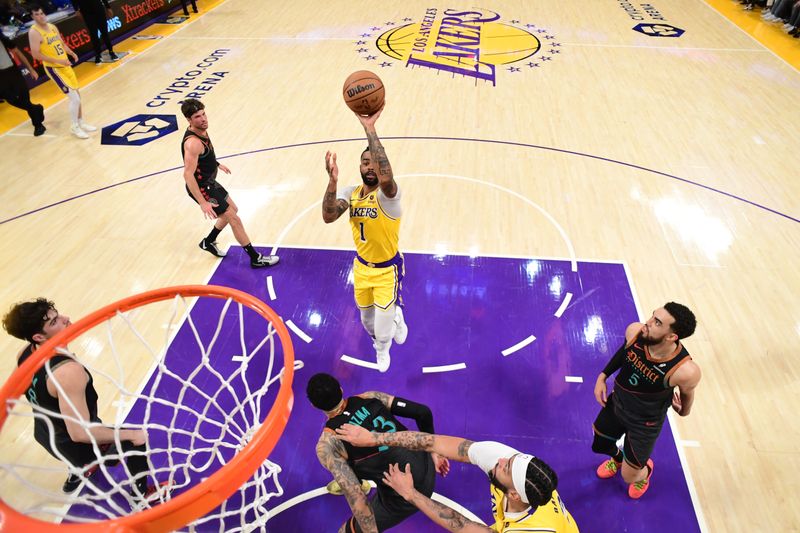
top-left (358, 222), bottom-right (367, 242)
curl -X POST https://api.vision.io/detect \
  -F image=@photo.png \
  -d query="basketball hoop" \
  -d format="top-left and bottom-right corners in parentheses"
top-left (0, 285), bottom-right (297, 532)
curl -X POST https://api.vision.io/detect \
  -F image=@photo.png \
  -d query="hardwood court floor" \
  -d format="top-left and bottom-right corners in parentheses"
top-left (1, 0), bottom-right (798, 531)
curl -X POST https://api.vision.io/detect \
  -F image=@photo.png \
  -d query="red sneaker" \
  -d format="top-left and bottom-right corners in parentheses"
top-left (628, 459), bottom-right (654, 499)
top-left (596, 458), bottom-right (621, 479)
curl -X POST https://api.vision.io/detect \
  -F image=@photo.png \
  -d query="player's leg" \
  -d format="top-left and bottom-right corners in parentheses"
top-left (198, 193), bottom-right (231, 257)
top-left (94, 10), bottom-right (117, 59)
top-left (82, 11), bottom-right (103, 63)
top-left (591, 393), bottom-right (626, 479)
top-left (620, 418), bottom-right (661, 498)
top-left (359, 307), bottom-right (375, 337)
top-left (216, 191), bottom-right (278, 267)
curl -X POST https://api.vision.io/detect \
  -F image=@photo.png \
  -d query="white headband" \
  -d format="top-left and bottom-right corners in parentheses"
top-left (510, 453), bottom-right (534, 504)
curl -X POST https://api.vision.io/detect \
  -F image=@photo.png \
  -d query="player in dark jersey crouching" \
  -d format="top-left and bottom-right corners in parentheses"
top-left (592, 302), bottom-right (702, 499)
top-left (307, 373), bottom-right (449, 533)
top-left (3, 298), bottom-right (159, 498)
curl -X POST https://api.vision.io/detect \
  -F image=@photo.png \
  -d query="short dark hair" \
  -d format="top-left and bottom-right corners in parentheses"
top-left (2, 298), bottom-right (55, 343)
top-left (664, 302), bottom-right (696, 340)
top-left (306, 373), bottom-right (343, 411)
top-left (361, 147), bottom-right (370, 157)
top-left (181, 98), bottom-right (204, 118)
top-left (523, 457), bottom-right (558, 507)
top-left (29, 4), bottom-right (45, 14)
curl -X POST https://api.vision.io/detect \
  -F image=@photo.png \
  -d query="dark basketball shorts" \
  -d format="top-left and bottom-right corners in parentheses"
top-left (185, 182), bottom-right (229, 215)
top-left (347, 454), bottom-right (436, 533)
top-left (592, 392), bottom-right (666, 470)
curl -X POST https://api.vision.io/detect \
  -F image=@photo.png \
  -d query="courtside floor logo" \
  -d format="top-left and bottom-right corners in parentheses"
top-left (101, 114), bottom-right (178, 146)
top-left (355, 8), bottom-right (561, 86)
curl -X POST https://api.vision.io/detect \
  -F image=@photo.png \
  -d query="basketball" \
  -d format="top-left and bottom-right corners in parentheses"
top-left (343, 70), bottom-right (385, 116)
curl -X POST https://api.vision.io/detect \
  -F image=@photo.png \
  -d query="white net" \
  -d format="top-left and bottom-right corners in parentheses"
top-left (0, 292), bottom-right (301, 531)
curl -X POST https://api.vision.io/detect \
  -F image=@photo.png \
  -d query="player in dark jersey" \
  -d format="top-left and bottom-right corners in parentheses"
top-left (180, 98), bottom-right (278, 268)
top-left (591, 302), bottom-right (702, 499)
top-left (3, 298), bottom-right (158, 497)
top-left (306, 373), bottom-right (449, 533)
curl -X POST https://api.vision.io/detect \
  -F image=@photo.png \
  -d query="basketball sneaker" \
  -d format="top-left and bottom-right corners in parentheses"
top-left (62, 463), bottom-right (101, 492)
top-left (628, 459), bottom-right (654, 499)
top-left (199, 238), bottom-right (226, 257)
top-left (251, 253), bottom-right (279, 268)
top-left (596, 458), bottom-right (621, 479)
top-left (393, 306), bottom-right (408, 344)
top-left (376, 350), bottom-right (390, 373)
top-left (78, 121), bottom-right (97, 132)
top-left (70, 124), bottom-right (89, 139)
top-left (326, 479), bottom-right (371, 495)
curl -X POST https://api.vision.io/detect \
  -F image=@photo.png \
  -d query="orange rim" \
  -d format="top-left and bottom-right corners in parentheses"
top-left (0, 285), bottom-right (295, 533)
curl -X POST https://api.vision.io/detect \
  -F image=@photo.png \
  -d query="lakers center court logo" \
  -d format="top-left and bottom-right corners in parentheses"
top-left (355, 8), bottom-right (560, 86)
top-left (101, 114), bottom-right (178, 146)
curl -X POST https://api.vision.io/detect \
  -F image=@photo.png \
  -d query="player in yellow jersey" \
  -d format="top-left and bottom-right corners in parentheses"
top-left (322, 102), bottom-right (408, 372)
top-left (336, 426), bottom-right (580, 533)
top-left (28, 5), bottom-right (96, 139)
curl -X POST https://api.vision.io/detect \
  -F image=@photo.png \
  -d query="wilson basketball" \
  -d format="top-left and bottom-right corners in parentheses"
top-left (343, 71), bottom-right (385, 115)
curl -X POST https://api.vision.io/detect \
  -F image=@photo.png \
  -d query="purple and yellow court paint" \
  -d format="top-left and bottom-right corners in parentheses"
top-left (70, 246), bottom-right (701, 531)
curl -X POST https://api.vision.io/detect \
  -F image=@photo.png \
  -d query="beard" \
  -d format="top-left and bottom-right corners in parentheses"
top-left (640, 333), bottom-right (666, 346)
top-left (361, 171), bottom-right (378, 187)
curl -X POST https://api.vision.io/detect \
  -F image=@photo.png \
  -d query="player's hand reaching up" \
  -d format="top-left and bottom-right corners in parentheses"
top-left (335, 423), bottom-right (376, 447)
top-left (354, 101), bottom-right (385, 129)
top-left (432, 453), bottom-right (450, 477)
top-left (382, 463), bottom-right (415, 500)
top-left (325, 151), bottom-right (338, 184)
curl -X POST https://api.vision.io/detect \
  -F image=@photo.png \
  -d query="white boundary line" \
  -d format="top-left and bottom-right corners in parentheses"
top-left (558, 41), bottom-right (766, 52)
top-left (422, 363), bottom-right (467, 373)
top-left (699, 0), bottom-right (800, 73)
top-left (266, 276), bottom-right (277, 301)
top-left (285, 320), bottom-right (312, 343)
top-left (554, 292), bottom-right (573, 317)
top-left (501, 335), bottom-right (536, 357)
top-left (259, 241), bottom-right (624, 266)
top-left (622, 261), bottom-right (708, 533)
top-left (340, 354), bottom-right (381, 370)
top-left (564, 376), bottom-right (583, 383)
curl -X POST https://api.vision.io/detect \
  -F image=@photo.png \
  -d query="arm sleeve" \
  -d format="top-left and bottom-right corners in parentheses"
top-left (390, 396), bottom-right (434, 434)
top-left (337, 184), bottom-right (356, 202)
top-left (377, 187), bottom-right (402, 218)
top-left (467, 441), bottom-right (520, 475)
top-left (602, 342), bottom-right (627, 376)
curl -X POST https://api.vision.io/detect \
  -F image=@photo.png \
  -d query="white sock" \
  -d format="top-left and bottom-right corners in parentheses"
top-left (67, 90), bottom-right (80, 125)
top-left (374, 306), bottom-right (395, 356)
top-left (359, 307), bottom-right (375, 338)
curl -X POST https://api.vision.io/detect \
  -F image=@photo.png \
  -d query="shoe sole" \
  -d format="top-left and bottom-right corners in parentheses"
top-left (251, 257), bottom-right (279, 268)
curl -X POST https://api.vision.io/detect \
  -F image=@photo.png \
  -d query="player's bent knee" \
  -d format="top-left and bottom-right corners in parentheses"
top-left (591, 433), bottom-right (617, 456)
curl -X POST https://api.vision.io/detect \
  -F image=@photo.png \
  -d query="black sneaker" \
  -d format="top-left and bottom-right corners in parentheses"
top-left (62, 473), bottom-right (82, 492)
top-left (251, 253), bottom-right (279, 268)
top-left (199, 238), bottom-right (226, 257)
top-left (109, 52), bottom-right (120, 61)
top-left (33, 124), bottom-right (46, 136)
top-left (94, 55), bottom-right (102, 64)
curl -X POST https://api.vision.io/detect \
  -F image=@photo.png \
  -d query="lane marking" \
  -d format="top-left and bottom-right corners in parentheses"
top-left (555, 292), bottom-right (573, 317)
top-left (565, 376), bottom-right (583, 383)
top-left (266, 276), bottom-right (277, 301)
top-left (422, 363), bottom-right (467, 373)
top-left (286, 320), bottom-right (312, 343)
top-left (340, 354), bottom-right (381, 370)
top-left (501, 335), bottom-right (536, 357)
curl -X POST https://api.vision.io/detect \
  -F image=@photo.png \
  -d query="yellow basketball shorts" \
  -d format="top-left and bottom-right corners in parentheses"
top-left (44, 66), bottom-right (79, 93)
top-left (353, 255), bottom-right (404, 309)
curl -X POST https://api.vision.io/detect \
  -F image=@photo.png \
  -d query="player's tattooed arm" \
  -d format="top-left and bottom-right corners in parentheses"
top-left (358, 391), bottom-right (395, 409)
top-left (316, 432), bottom-right (378, 533)
top-left (365, 130), bottom-right (397, 198)
top-left (383, 463), bottom-right (490, 532)
top-left (322, 191), bottom-right (349, 223)
top-left (336, 426), bottom-right (474, 463)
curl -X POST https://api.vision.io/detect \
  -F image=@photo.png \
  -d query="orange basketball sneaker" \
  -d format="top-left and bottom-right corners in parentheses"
top-left (596, 458), bottom-right (621, 479)
top-left (628, 459), bottom-right (655, 499)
